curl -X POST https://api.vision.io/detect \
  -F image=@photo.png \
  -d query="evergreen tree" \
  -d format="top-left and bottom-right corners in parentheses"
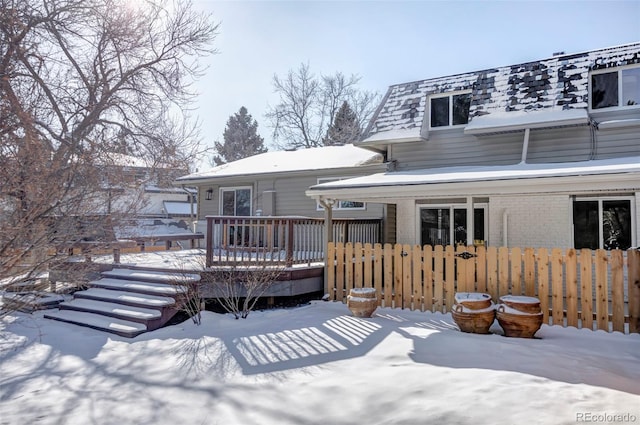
top-left (213, 107), bottom-right (267, 165)
top-left (323, 101), bottom-right (361, 146)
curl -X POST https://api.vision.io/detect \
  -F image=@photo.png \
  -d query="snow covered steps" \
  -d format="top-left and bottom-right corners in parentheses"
top-left (45, 267), bottom-right (201, 338)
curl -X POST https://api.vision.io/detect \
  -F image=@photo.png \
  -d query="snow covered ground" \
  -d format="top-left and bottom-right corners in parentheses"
top-left (1, 301), bottom-right (639, 425)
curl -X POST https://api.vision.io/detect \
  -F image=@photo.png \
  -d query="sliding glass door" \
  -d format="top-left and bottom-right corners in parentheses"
top-left (420, 205), bottom-right (486, 247)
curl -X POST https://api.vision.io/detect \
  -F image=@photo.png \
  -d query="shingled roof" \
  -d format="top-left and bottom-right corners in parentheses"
top-left (362, 42), bottom-right (640, 143)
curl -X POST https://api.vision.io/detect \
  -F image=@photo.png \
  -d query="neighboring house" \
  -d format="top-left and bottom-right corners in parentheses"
top-left (96, 153), bottom-right (199, 245)
top-left (175, 144), bottom-right (387, 237)
top-left (307, 42), bottom-right (640, 250)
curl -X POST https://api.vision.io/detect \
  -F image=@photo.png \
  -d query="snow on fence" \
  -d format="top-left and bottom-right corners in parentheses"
top-left (326, 243), bottom-right (640, 335)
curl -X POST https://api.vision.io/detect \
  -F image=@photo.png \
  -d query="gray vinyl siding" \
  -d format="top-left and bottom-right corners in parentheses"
top-left (194, 167), bottom-right (385, 220)
top-left (389, 120), bottom-right (640, 170)
top-left (526, 126), bottom-right (592, 163)
top-left (271, 171), bottom-right (384, 219)
top-left (391, 129), bottom-right (523, 171)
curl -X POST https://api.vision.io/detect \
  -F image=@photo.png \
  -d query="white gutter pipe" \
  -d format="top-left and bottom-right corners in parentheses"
top-left (520, 128), bottom-right (530, 164)
top-left (503, 210), bottom-right (509, 247)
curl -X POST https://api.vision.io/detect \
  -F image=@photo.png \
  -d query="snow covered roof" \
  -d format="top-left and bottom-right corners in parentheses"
top-left (307, 156), bottom-right (640, 198)
top-left (362, 42), bottom-right (640, 143)
top-left (176, 144), bottom-right (384, 183)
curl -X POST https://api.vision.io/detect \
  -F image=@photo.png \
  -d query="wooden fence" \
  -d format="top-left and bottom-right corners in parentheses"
top-left (326, 243), bottom-right (640, 334)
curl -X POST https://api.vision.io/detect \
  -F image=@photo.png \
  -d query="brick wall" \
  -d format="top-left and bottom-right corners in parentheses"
top-left (488, 194), bottom-right (571, 249)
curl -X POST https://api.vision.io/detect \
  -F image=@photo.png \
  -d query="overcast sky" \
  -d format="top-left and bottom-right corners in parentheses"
top-left (190, 0), bottom-right (640, 168)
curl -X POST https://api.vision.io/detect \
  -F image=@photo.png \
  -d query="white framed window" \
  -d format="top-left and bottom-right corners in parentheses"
top-left (417, 203), bottom-right (487, 247)
top-left (572, 196), bottom-right (635, 250)
top-left (590, 65), bottom-right (640, 110)
top-left (220, 186), bottom-right (252, 216)
top-left (316, 178), bottom-right (365, 210)
top-left (429, 91), bottom-right (472, 128)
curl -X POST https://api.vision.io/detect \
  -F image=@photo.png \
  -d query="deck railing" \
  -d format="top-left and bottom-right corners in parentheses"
top-left (205, 216), bottom-right (382, 267)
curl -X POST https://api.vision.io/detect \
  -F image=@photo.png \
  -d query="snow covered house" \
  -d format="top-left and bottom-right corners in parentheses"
top-left (175, 144), bottom-right (387, 238)
top-left (307, 42), bottom-right (640, 250)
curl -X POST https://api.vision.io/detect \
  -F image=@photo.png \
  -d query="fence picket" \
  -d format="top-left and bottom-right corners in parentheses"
top-left (412, 245), bottom-right (423, 311)
top-left (565, 249), bottom-right (578, 328)
top-left (445, 246), bottom-right (455, 311)
top-left (373, 244), bottom-right (383, 306)
top-left (580, 249), bottom-right (593, 330)
top-left (551, 248), bottom-right (564, 326)
top-left (498, 247), bottom-right (509, 297)
top-left (364, 243), bottom-right (373, 288)
top-left (345, 243), bottom-right (354, 298)
top-left (595, 249), bottom-right (609, 331)
top-left (423, 245), bottom-right (433, 312)
top-left (611, 250), bottom-right (625, 333)
top-left (476, 246), bottom-right (487, 293)
top-left (487, 246), bottom-right (498, 301)
top-left (402, 244), bottom-right (412, 309)
top-left (383, 244), bottom-right (393, 308)
top-left (524, 248), bottom-right (536, 297)
top-left (393, 244), bottom-right (403, 308)
top-left (354, 242), bottom-right (363, 289)
top-left (456, 245), bottom-right (467, 292)
top-left (537, 248), bottom-right (549, 325)
top-left (511, 247), bottom-right (522, 296)
top-left (433, 245), bottom-right (444, 313)
top-left (336, 242), bottom-right (345, 302)
top-left (327, 243), bottom-right (335, 300)
top-left (466, 246), bottom-right (476, 292)
top-left (628, 250), bottom-right (640, 333)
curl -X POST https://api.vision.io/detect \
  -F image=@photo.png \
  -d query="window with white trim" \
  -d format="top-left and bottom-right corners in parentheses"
top-left (572, 197), bottom-right (634, 250)
top-left (419, 204), bottom-right (487, 247)
top-left (591, 65), bottom-right (640, 110)
top-left (429, 91), bottom-right (472, 128)
top-left (316, 178), bottom-right (365, 210)
top-left (220, 187), bottom-right (251, 216)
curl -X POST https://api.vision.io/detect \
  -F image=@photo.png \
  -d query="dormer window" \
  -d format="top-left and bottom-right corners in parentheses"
top-left (591, 65), bottom-right (640, 109)
top-left (429, 91), bottom-right (471, 128)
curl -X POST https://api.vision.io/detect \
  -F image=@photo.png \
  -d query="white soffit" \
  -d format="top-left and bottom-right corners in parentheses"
top-left (464, 109), bottom-right (589, 135)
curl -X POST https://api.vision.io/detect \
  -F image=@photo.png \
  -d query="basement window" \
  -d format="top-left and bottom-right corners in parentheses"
top-left (430, 92), bottom-right (471, 128)
top-left (591, 66), bottom-right (640, 109)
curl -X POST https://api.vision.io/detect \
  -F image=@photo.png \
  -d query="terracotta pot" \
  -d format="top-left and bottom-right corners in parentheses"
top-left (454, 292), bottom-right (492, 310)
top-left (347, 288), bottom-right (377, 318)
top-left (451, 303), bottom-right (496, 334)
top-left (496, 304), bottom-right (543, 338)
top-left (499, 295), bottom-right (541, 314)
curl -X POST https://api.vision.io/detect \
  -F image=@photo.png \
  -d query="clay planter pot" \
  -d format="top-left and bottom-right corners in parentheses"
top-left (496, 304), bottom-right (543, 338)
top-left (499, 295), bottom-right (541, 314)
top-left (347, 288), bottom-right (378, 318)
top-left (451, 303), bottom-right (496, 334)
top-left (454, 292), bottom-right (492, 310)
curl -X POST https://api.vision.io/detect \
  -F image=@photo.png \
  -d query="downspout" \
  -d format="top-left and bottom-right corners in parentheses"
top-left (466, 196), bottom-right (474, 246)
top-left (520, 128), bottom-right (531, 164)
top-left (503, 210), bottom-right (509, 247)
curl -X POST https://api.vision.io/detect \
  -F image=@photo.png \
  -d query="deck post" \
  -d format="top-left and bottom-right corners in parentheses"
top-left (320, 198), bottom-right (335, 296)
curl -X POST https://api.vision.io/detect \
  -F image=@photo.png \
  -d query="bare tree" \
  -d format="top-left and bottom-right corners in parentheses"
top-left (202, 260), bottom-right (284, 319)
top-left (265, 63), bottom-right (379, 150)
top-left (0, 0), bottom-right (218, 287)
